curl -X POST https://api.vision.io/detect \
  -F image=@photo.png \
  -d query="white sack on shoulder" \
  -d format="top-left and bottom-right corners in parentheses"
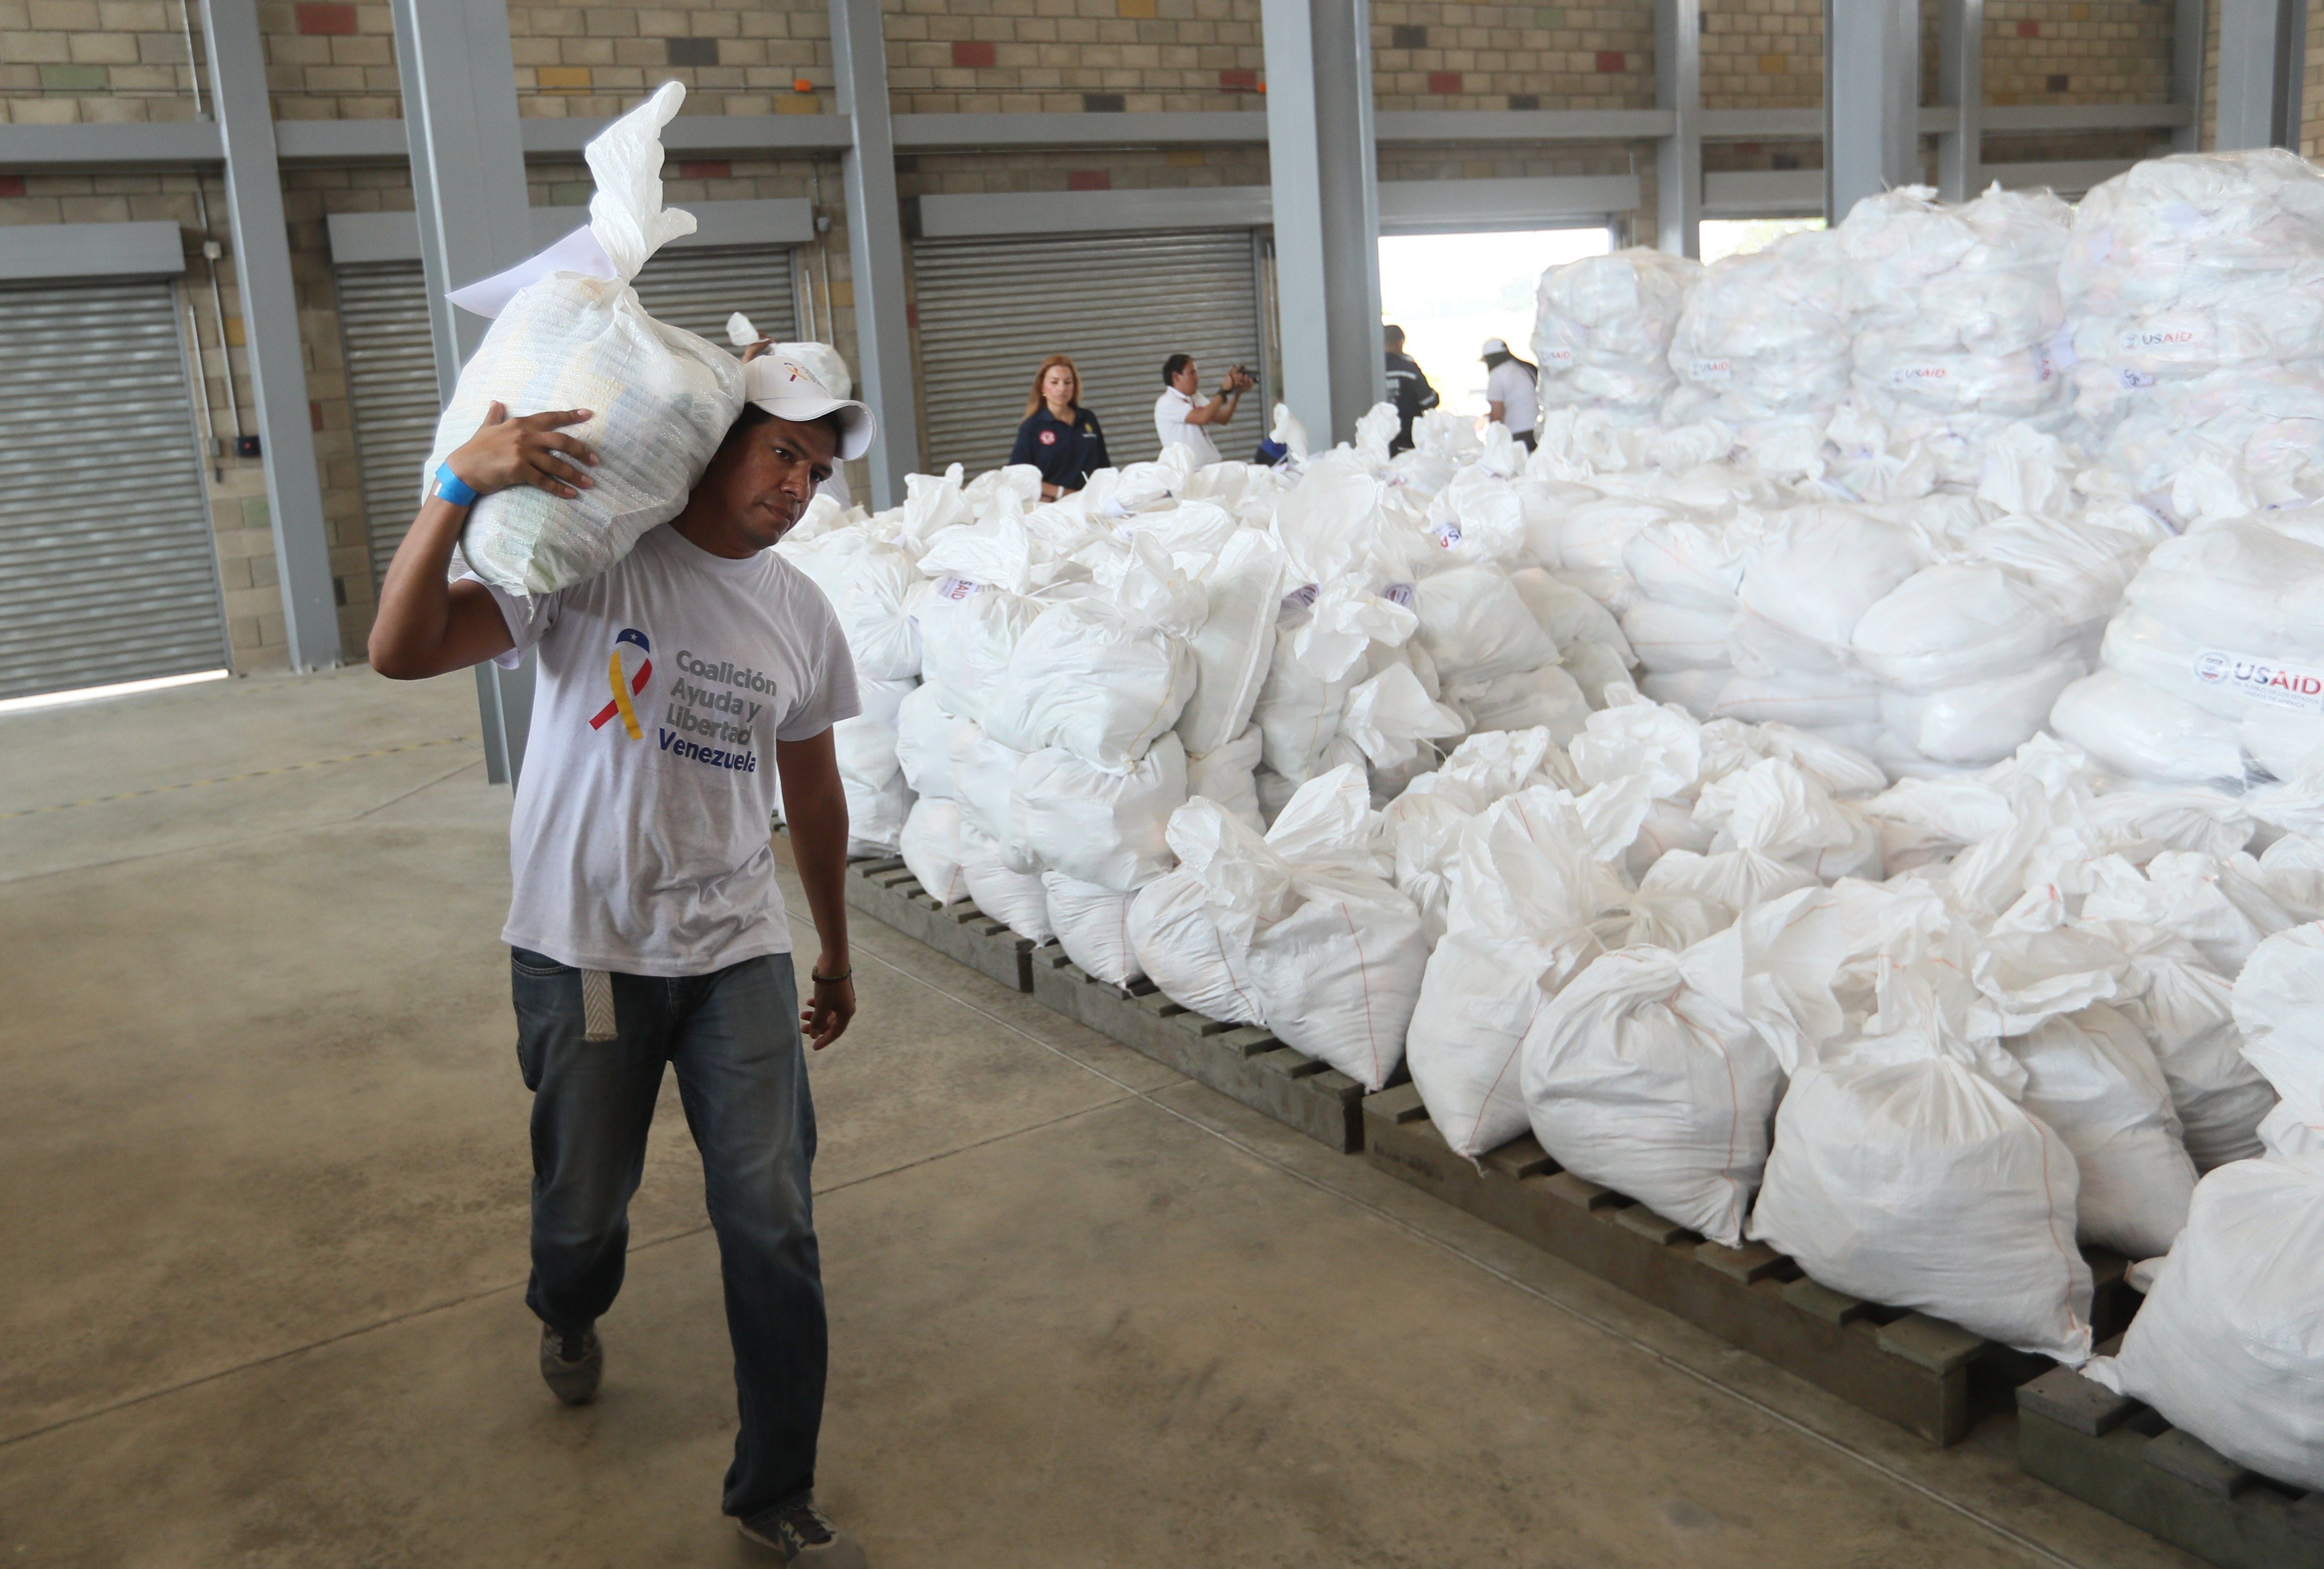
top-left (435, 85), bottom-right (743, 597)
top-left (1522, 945), bottom-right (1785, 1248)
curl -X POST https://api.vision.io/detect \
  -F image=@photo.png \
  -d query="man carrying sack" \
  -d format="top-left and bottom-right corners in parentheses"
top-left (370, 351), bottom-right (878, 1567)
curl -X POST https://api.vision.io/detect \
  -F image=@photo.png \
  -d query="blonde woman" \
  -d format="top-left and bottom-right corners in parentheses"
top-left (1009, 354), bottom-right (1110, 499)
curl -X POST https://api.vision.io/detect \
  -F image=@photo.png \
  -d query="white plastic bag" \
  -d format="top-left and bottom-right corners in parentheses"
top-left (1522, 945), bottom-right (1784, 1247)
top-left (2086, 1153), bottom-right (2324, 1491)
top-left (1185, 725), bottom-right (1264, 831)
top-left (899, 796), bottom-right (971, 906)
top-left (1175, 529), bottom-right (1284, 757)
top-left (1043, 870), bottom-right (1144, 987)
top-left (1749, 982), bottom-right (2097, 1361)
top-left (2009, 1004), bottom-right (2198, 1258)
top-left (1125, 869), bottom-right (1267, 1026)
top-left (1009, 735), bottom-right (1187, 893)
top-left (1405, 795), bottom-right (1608, 1158)
top-left (959, 825), bottom-right (1053, 943)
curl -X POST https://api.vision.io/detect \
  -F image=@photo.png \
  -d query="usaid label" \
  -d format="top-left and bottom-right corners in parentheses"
top-left (1888, 365), bottom-right (1951, 388)
top-left (934, 576), bottom-right (982, 601)
top-left (1540, 347), bottom-right (1576, 368)
top-left (1688, 357), bottom-right (1734, 384)
top-left (2195, 648), bottom-right (2324, 714)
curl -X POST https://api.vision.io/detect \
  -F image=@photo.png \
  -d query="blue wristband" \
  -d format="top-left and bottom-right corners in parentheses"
top-left (433, 462), bottom-right (479, 508)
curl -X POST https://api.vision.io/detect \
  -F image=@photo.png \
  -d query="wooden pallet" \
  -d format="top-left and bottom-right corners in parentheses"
top-left (1362, 1084), bottom-right (2136, 1446)
top-left (1030, 947), bottom-right (1372, 1153)
top-left (2017, 1367), bottom-right (2324, 1569)
top-left (838, 856), bottom-right (1040, 993)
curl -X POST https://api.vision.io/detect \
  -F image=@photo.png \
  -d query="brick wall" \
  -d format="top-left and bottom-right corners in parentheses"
top-left (1702, 0), bottom-right (1821, 112)
top-left (1984, 1), bottom-right (2174, 106)
top-left (505, 0), bottom-right (832, 121)
top-left (1370, 2), bottom-right (1655, 112)
top-left (885, 0), bottom-right (1264, 115)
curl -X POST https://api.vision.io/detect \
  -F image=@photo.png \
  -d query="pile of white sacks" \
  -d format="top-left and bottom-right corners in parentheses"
top-left (769, 145), bottom-right (2324, 1477)
top-left (1526, 152), bottom-right (2324, 787)
top-left (775, 401), bottom-right (1647, 1052)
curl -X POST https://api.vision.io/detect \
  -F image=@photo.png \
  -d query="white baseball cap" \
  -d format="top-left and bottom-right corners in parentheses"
top-left (1480, 337), bottom-right (1510, 356)
top-left (743, 354), bottom-right (877, 461)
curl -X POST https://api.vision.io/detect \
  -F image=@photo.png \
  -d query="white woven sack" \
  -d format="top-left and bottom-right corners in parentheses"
top-left (1522, 945), bottom-right (1785, 1248)
top-left (2086, 1153), bottom-right (2324, 1491)
top-left (433, 85), bottom-right (743, 596)
top-left (1751, 1039), bottom-right (2096, 1362)
top-left (1043, 871), bottom-right (1144, 988)
top-left (2009, 1004), bottom-right (2198, 1258)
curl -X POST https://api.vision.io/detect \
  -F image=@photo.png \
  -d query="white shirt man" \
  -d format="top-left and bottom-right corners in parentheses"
top-left (1154, 383), bottom-right (1221, 466)
top-left (1153, 353), bottom-right (1253, 465)
top-left (1483, 337), bottom-right (1539, 441)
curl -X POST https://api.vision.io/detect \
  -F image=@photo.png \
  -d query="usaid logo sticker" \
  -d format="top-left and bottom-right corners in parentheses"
top-left (2197, 648), bottom-right (2324, 714)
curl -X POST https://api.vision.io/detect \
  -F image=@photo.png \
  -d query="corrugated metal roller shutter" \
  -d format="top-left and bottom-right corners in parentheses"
top-left (0, 279), bottom-right (227, 701)
top-left (913, 229), bottom-right (1263, 474)
top-left (339, 245), bottom-right (796, 588)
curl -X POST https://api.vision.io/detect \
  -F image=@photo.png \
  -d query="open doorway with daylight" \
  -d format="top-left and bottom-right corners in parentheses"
top-left (1376, 226), bottom-right (1615, 424)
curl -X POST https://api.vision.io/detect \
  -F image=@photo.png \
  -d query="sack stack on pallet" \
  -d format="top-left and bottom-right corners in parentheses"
top-left (773, 149), bottom-right (2324, 1473)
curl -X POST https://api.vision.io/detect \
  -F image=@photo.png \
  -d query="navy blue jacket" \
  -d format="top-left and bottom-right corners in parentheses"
top-left (1009, 405), bottom-right (1110, 492)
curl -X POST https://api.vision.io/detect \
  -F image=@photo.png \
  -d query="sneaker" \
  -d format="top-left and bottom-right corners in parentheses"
top-left (736, 1498), bottom-right (867, 1566)
top-left (537, 1323), bottom-right (602, 1406)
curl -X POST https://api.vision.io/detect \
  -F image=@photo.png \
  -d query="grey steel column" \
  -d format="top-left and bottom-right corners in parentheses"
top-left (391, 0), bottom-right (537, 783)
top-left (2173, 0), bottom-right (2208, 153)
top-left (201, 0), bottom-right (341, 672)
top-left (2215, 0), bottom-right (2308, 150)
top-left (1935, 0), bottom-right (1983, 203)
top-left (829, 0), bottom-right (916, 507)
top-left (1824, 0), bottom-right (1920, 221)
top-left (1654, 0), bottom-right (1701, 259)
top-left (1262, 0), bottom-right (1383, 446)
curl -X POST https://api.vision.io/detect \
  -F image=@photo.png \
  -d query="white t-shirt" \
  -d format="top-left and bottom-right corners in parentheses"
top-left (1154, 386), bottom-right (1221, 466)
top-left (473, 524), bottom-right (860, 976)
top-left (1487, 359), bottom-right (1538, 435)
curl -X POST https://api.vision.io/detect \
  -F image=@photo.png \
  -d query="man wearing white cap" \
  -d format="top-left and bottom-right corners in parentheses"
top-left (369, 356), bottom-right (879, 1566)
top-left (1481, 336), bottom-right (1539, 451)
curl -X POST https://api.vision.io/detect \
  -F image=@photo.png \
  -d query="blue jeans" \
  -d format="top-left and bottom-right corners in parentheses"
top-left (510, 947), bottom-right (824, 1521)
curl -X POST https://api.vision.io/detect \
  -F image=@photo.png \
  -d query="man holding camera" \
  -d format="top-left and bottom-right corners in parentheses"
top-left (1154, 352), bottom-right (1255, 467)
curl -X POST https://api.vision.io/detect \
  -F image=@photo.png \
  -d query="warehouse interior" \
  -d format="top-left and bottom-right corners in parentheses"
top-left (8, 1), bottom-right (2324, 1566)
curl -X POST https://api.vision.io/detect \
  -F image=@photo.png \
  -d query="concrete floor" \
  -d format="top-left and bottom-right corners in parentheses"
top-left (0, 667), bottom-right (2200, 1569)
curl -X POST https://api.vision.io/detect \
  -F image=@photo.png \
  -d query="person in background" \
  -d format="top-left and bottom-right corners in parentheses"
top-left (1154, 353), bottom-right (1255, 466)
top-left (1384, 325), bottom-right (1438, 455)
top-left (1482, 336), bottom-right (1540, 450)
top-left (1008, 354), bottom-right (1109, 499)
